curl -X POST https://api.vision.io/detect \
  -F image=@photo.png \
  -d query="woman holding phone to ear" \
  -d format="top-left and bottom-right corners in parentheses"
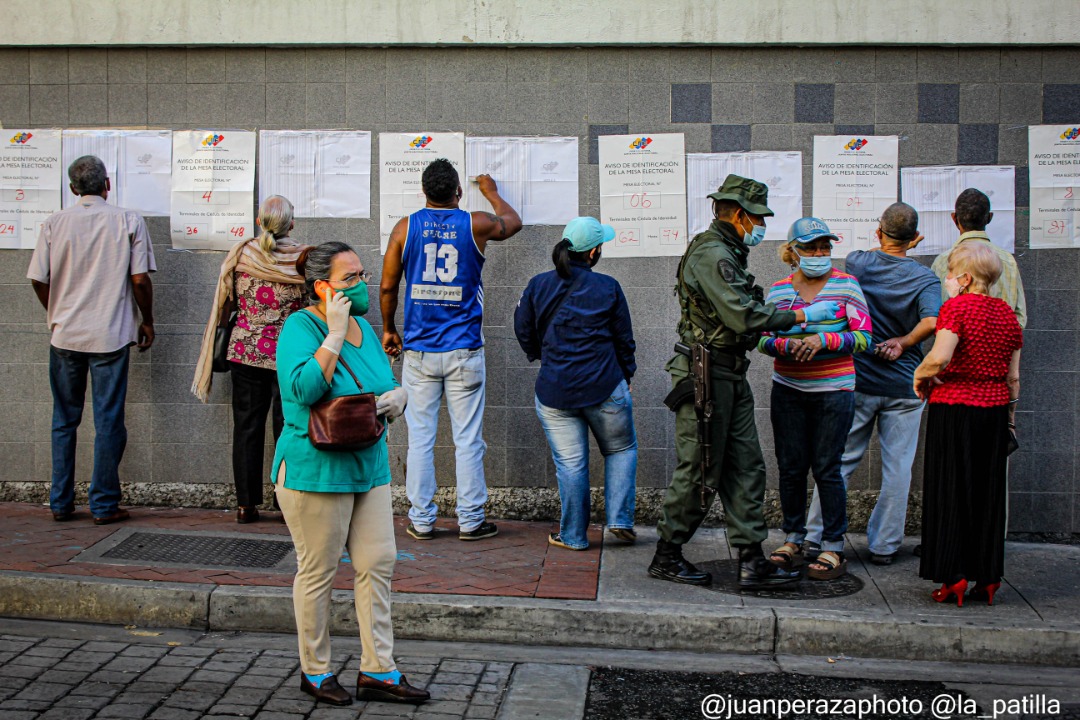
top-left (273, 241), bottom-right (426, 707)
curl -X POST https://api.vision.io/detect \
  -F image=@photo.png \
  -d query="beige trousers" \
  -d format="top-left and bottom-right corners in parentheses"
top-left (275, 464), bottom-right (397, 674)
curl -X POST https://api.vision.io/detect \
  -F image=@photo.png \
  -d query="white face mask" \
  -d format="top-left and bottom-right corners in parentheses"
top-left (944, 273), bottom-right (968, 298)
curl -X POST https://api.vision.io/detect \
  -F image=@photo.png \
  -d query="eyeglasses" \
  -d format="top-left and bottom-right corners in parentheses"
top-left (328, 270), bottom-right (370, 288)
top-left (794, 245), bottom-right (832, 258)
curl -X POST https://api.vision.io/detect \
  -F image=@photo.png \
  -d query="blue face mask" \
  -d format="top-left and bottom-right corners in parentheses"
top-left (799, 256), bottom-right (833, 278)
top-left (741, 216), bottom-right (766, 247)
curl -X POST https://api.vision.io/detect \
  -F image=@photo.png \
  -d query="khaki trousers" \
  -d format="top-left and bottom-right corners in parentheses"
top-left (276, 465), bottom-right (397, 674)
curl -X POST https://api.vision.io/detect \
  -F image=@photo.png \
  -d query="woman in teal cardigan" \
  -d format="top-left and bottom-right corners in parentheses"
top-left (274, 241), bottom-right (427, 707)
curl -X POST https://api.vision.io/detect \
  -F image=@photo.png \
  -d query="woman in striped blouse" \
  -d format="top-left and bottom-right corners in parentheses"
top-left (758, 217), bottom-right (872, 581)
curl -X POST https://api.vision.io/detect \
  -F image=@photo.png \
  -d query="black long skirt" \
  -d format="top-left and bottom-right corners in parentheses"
top-left (919, 403), bottom-right (1009, 585)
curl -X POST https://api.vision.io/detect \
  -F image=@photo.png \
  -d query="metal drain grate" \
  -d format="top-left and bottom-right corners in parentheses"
top-left (73, 528), bottom-right (296, 573)
top-left (694, 559), bottom-right (865, 599)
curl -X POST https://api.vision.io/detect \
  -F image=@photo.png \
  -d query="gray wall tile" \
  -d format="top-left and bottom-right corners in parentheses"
top-left (833, 83), bottom-right (875, 125)
top-left (791, 49), bottom-right (836, 83)
top-left (226, 83), bottom-right (266, 126)
top-left (0, 49), bottom-right (30, 84)
top-left (670, 84), bottom-right (710, 124)
top-left (1000, 49), bottom-right (1042, 83)
top-left (916, 49), bottom-right (958, 82)
top-left (959, 84), bottom-right (999, 123)
top-left (28, 49), bottom-right (68, 85)
top-left (186, 49), bottom-right (226, 84)
top-left (587, 49), bottom-right (628, 82)
top-left (346, 83), bottom-right (386, 126)
top-left (1042, 49), bottom-right (1080, 83)
top-left (875, 49), bottom-right (916, 82)
top-left (146, 49), bottom-right (186, 84)
top-left (107, 49), bottom-right (147, 84)
top-left (918, 84), bottom-right (959, 124)
top-left (753, 83), bottom-right (794, 124)
top-left (628, 83), bottom-right (670, 126)
top-left (588, 83), bottom-right (629, 124)
top-left (711, 125), bottom-right (751, 153)
top-left (0, 85), bottom-right (31, 126)
top-left (107, 84), bottom-right (147, 125)
top-left (915, 124), bottom-right (958, 164)
top-left (711, 83), bottom-right (754, 124)
top-left (225, 49), bottom-right (266, 83)
top-left (714, 49), bottom-right (792, 82)
top-left (958, 49), bottom-right (1000, 82)
top-left (670, 49), bottom-right (711, 83)
top-left (833, 49), bottom-right (876, 83)
top-left (751, 125), bottom-right (793, 152)
top-left (67, 84), bottom-right (108, 125)
top-left (587, 124), bottom-right (629, 165)
top-left (464, 48), bottom-right (507, 82)
top-left (1043, 84), bottom-right (1080, 124)
top-left (306, 49), bottom-right (346, 83)
top-left (185, 84), bottom-right (226, 126)
top-left (67, 49), bottom-right (109, 84)
top-left (876, 84), bottom-right (917, 124)
top-left (795, 84), bottom-right (835, 124)
top-left (346, 48), bottom-right (386, 84)
top-left (957, 124), bottom-right (998, 165)
top-left (147, 84), bottom-right (187, 125)
top-left (997, 124), bottom-right (1028, 167)
top-left (835, 124), bottom-right (874, 137)
top-left (305, 83), bottom-right (345, 125)
top-left (29, 85), bottom-right (68, 125)
top-left (999, 84), bottom-right (1042, 124)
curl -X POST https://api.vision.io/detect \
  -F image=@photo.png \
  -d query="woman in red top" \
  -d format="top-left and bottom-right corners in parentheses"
top-left (913, 242), bottom-right (1022, 607)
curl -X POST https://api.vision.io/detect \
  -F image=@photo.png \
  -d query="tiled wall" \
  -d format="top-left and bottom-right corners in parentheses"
top-left (0, 46), bottom-right (1077, 534)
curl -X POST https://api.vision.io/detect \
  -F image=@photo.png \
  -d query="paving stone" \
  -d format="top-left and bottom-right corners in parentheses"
top-left (39, 708), bottom-right (95, 720)
top-left (14, 681), bottom-right (72, 702)
top-left (57, 692), bottom-right (117, 710)
top-left (70, 682), bottom-right (124, 698)
top-left (433, 671), bottom-right (479, 686)
top-left (6, 663), bottom-right (47, 679)
top-left (12, 652), bottom-right (62, 667)
top-left (121, 646), bottom-right (171, 659)
top-left (163, 690), bottom-right (217, 712)
top-left (95, 703), bottom-right (156, 718)
top-left (252, 713), bottom-right (306, 720)
top-left (207, 703), bottom-right (260, 716)
top-left (233, 673), bottom-right (286, 690)
top-left (148, 709), bottom-right (203, 720)
top-left (25, 645), bottom-right (75, 658)
top-left (1, 699), bottom-right (51, 711)
top-left (81, 642), bottom-right (131, 654)
top-left (262, 697), bottom-right (314, 714)
top-left (465, 705), bottom-right (498, 719)
top-left (425, 684), bottom-right (474, 702)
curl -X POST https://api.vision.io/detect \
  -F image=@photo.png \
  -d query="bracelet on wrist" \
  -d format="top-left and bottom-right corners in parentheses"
top-left (1008, 398), bottom-right (1019, 405)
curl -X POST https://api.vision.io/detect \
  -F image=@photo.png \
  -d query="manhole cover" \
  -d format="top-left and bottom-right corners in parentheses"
top-left (73, 528), bottom-right (296, 573)
top-left (694, 559), bottom-right (864, 599)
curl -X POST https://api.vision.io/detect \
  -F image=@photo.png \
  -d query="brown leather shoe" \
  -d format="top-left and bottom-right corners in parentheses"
top-left (52, 511), bottom-right (74, 522)
top-left (236, 506), bottom-right (260, 524)
top-left (92, 509), bottom-right (130, 526)
top-left (300, 674), bottom-right (352, 706)
top-left (356, 673), bottom-right (430, 704)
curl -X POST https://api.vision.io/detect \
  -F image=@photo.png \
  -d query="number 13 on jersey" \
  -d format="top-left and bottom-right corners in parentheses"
top-left (421, 242), bottom-right (459, 282)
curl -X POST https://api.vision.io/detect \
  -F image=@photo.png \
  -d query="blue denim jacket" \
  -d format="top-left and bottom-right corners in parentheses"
top-left (514, 261), bottom-right (636, 409)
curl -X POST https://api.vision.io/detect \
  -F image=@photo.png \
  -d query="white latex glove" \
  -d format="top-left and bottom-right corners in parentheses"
top-left (325, 290), bottom-right (351, 337)
top-left (376, 386), bottom-right (408, 420)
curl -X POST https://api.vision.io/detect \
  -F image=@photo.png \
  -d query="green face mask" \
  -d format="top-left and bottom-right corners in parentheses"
top-left (325, 281), bottom-right (369, 316)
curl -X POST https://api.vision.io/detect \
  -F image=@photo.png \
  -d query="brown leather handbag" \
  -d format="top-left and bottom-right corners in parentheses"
top-left (308, 354), bottom-right (386, 452)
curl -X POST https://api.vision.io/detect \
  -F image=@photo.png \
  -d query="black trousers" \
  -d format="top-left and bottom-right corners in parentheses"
top-left (230, 362), bottom-right (284, 508)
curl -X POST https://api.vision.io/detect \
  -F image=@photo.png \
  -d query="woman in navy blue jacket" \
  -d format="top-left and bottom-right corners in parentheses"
top-left (514, 217), bottom-right (638, 550)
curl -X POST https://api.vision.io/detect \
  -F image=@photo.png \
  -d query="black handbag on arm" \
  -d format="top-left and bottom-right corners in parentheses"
top-left (212, 295), bottom-right (237, 373)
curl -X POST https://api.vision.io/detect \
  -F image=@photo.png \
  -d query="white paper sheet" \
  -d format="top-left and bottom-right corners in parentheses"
top-left (0, 129), bottom-right (63, 250)
top-left (170, 130), bottom-right (257, 250)
top-left (1029, 125), bottom-right (1080, 249)
top-left (598, 133), bottom-right (687, 258)
top-left (464, 136), bottom-right (578, 225)
top-left (61, 130), bottom-right (172, 216)
top-left (811, 135), bottom-right (899, 258)
top-left (901, 165), bottom-right (1016, 256)
top-left (378, 132), bottom-right (465, 254)
top-left (686, 152), bottom-right (802, 241)
top-left (259, 130), bottom-right (371, 218)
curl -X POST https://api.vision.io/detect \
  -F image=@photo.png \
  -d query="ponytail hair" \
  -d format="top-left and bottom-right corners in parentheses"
top-left (551, 239), bottom-right (595, 279)
top-left (257, 195), bottom-right (294, 253)
top-left (297, 241), bottom-right (354, 304)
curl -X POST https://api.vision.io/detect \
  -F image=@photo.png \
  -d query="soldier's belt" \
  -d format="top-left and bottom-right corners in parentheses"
top-left (673, 343), bottom-right (749, 375)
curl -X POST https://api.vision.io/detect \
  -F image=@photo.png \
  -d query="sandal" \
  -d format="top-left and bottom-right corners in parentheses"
top-left (769, 542), bottom-right (804, 570)
top-left (807, 551), bottom-right (848, 580)
top-left (803, 541), bottom-right (821, 561)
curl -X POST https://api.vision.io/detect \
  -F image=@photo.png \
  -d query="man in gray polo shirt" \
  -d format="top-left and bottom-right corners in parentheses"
top-left (27, 155), bottom-right (156, 525)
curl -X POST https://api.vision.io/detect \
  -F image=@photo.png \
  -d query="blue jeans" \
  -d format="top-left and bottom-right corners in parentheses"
top-left (403, 348), bottom-right (487, 531)
top-left (770, 383), bottom-right (854, 553)
top-left (49, 345), bottom-right (130, 517)
top-left (807, 392), bottom-right (925, 556)
top-left (534, 380), bottom-right (637, 549)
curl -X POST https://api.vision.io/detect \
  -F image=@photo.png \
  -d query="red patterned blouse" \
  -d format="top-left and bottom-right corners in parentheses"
top-left (929, 293), bottom-right (1023, 407)
top-left (227, 272), bottom-right (306, 371)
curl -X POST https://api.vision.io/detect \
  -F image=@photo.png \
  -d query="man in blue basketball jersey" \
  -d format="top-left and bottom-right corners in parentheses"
top-left (381, 159), bottom-right (522, 541)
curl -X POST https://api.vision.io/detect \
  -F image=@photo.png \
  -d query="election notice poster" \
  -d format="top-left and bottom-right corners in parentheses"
top-left (464, 136), bottom-right (579, 225)
top-left (259, 130), bottom-right (372, 218)
top-left (379, 132), bottom-right (465, 254)
top-left (598, 133), bottom-right (687, 258)
top-left (811, 135), bottom-right (899, 258)
top-left (171, 130), bottom-right (256, 250)
top-left (901, 165), bottom-right (1016, 256)
top-left (0, 129), bottom-right (62, 250)
top-left (1029, 125), bottom-right (1080, 249)
top-left (686, 151), bottom-right (802, 241)
top-left (62, 129), bottom-right (172, 215)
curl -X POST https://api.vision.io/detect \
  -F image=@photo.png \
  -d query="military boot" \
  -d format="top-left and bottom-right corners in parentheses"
top-left (737, 543), bottom-right (800, 590)
top-left (648, 539), bottom-right (711, 586)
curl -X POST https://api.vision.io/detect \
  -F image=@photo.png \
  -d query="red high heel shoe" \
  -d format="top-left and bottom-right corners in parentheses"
top-left (931, 578), bottom-right (968, 607)
top-left (968, 581), bottom-right (1001, 606)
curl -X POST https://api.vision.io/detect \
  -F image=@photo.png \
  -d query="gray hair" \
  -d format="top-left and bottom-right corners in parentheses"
top-left (68, 155), bottom-right (108, 196)
top-left (257, 195), bottom-right (294, 253)
top-left (879, 202), bottom-right (919, 243)
top-left (296, 241), bottom-right (354, 304)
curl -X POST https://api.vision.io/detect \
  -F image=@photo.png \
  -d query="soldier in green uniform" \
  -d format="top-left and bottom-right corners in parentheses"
top-left (649, 175), bottom-right (840, 589)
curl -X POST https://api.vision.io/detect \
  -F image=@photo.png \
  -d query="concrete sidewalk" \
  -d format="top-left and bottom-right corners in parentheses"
top-left (0, 502), bottom-right (1077, 667)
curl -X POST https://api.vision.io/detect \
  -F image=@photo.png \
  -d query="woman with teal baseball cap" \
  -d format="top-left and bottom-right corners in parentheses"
top-left (514, 217), bottom-right (639, 551)
top-left (758, 217), bottom-right (873, 581)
